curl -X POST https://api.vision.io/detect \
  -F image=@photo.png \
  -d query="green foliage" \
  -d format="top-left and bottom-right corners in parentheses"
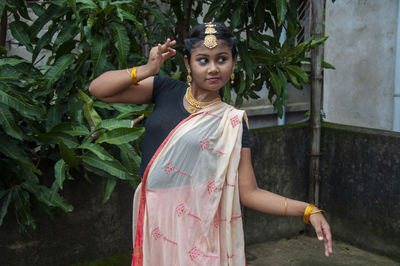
top-left (0, 0), bottom-right (328, 230)
top-left (0, 0), bottom-right (152, 230)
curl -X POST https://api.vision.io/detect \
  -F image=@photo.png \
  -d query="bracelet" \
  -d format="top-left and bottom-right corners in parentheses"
top-left (283, 198), bottom-right (288, 216)
top-left (303, 204), bottom-right (326, 224)
top-left (126, 67), bottom-right (140, 85)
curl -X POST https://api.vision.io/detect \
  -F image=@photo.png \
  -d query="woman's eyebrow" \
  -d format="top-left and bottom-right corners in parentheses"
top-left (195, 52), bottom-right (230, 57)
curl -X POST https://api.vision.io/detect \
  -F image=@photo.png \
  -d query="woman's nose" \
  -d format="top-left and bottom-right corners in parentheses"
top-left (208, 61), bottom-right (219, 73)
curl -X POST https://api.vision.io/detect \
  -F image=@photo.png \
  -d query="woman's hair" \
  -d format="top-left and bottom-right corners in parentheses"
top-left (184, 22), bottom-right (237, 62)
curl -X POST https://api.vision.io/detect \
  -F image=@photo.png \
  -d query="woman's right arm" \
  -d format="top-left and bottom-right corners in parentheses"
top-left (88, 39), bottom-right (176, 104)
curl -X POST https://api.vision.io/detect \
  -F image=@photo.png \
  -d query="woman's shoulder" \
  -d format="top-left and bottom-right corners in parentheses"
top-left (152, 75), bottom-right (186, 102)
top-left (154, 75), bottom-right (186, 89)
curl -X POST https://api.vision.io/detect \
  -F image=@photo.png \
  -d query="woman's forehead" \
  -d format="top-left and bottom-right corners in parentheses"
top-left (190, 42), bottom-right (232, 56)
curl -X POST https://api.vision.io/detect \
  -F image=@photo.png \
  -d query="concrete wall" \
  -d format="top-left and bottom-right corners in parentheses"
top-left (320, 123), bottom-right (400, 260)
top-left (246, 123), bottom-right (400, 260)
top-left (243, 124), bottom-right (310, 244)
top-left (1, 124), bottom-right (399, 264)
top-left (323, 0), bottom-right (399, 130)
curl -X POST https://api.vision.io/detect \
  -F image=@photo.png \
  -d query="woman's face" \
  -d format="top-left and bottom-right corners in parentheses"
top-left (185, 42), bottom-right (235, 96)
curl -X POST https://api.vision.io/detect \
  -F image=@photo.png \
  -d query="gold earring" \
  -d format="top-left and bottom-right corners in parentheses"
top-left (230, 72), bottom-right (234, 84)
top-left (187, 69), bottom-right (192, 85)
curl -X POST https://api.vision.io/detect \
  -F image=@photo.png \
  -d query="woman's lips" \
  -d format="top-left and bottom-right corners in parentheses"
top-left (207, 77), bottom-right (220, 82)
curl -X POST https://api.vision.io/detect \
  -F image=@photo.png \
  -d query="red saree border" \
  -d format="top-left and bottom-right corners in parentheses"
top-left (132, 112), bottom-right (204, 266)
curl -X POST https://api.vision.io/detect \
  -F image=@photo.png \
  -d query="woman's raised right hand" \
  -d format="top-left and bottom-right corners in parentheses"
top-left (146, 38), bottom-right (176, 75)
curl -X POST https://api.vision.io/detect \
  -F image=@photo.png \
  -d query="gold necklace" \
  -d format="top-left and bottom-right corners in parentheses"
top-left (185, 85), bottom-right (221, 114)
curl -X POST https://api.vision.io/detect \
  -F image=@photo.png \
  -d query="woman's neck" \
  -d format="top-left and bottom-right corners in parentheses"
top-left (190, 84), bottom-right (220, 102)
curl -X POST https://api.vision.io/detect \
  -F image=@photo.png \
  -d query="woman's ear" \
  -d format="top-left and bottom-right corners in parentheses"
top-left (184, 55), bottom-right (190, 71)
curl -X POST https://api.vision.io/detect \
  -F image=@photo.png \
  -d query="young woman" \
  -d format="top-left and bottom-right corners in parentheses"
top-left (89, 22), bottom-right (332, 266)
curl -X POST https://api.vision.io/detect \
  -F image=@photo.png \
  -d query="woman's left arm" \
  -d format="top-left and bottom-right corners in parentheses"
top-left (238, 147), bottom-right (333, 257)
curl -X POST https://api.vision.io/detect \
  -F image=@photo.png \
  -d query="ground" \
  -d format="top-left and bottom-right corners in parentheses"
top-left (246, 234), bottom-right (399, 266)
top-left (73, 234), bottom-right (400, 266)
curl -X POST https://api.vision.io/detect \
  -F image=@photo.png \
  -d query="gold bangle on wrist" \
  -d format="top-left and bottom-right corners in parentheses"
top-left (126, 67), bottom-right (140, 85)
top-left (303, 204), bottom-right (326, 224)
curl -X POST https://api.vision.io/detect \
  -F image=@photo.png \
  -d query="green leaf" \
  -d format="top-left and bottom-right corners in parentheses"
top-left (54, 23), bottom-right (77, 51)
top-left (79, 143), bottom-right (115, 161)
top-left (77, 90), bottom-right (102, 128)
top-left (13, 0), bottom-right (30, 20)
top-left (110, 22), bottom-right (130, 69)
top-left (94, 119), bottom-right (132, 131)
top-left (287, 71), bottom-right (301, 89)
top-left (322, 61), bottom-right (335, 70)
top-left (44, 54), bottom-right (75, 87)
top-left (0, 58), bottom-right (29, 67)
top-left (118, 144), bottom-right (141, 184)
top-left (231, 8), bottom-right (240, 29)
top-left (51, 122), bottom-right (90, 136)
top-left (29, 4), bottom-right (66, 39)
top-left (116, 110), bottom-right (150, 119)
top-left (91, 35), bottom-right (109, 77)
top-left (238, 74), bottom-right (246, 94)
top-left (270, 70), bottom-right (282, 96)
top-left (80, 154), bottom-right (134, 180)
top-left (276, 0), bottom-right (288, 26)
top-left (238, 41), bottom-right (254, 79)
top-left (77, 0), bottom-right (98, 10)
top-left (33, 27), bottom-right (56, 63)
top-left (0, 103), bottom-right (24, 140)
top-left (9, 21), bottom-right (33, 53)
top-left (12, 187), bottom-right (36, 229)
top-left (36, 132), bottom-right (79, 148)
top-left (96, 127), bottom-right (144, 145)
top-left (102, 177), bottom-right (117, 203)
top-left (286, 65), bottom-right (309, 83)
top-left (223, 83), bottom-right (232, 104)
top-left (0, 66), bottom-right (21, 81)
top-left (277, 68), bottom-right (288, 105)
top-left (0, 191), bottom-right (12, 226)
top-left (311, 36), bottom-right (328, 49)
top-left (54, 159), bottom-right (67, 189)
top-left (120, 10), bottom-right (146, 37)
top-left (59, 140), bottom-right (80, 167)
top-left (0, 135), bottom-right (42, 174)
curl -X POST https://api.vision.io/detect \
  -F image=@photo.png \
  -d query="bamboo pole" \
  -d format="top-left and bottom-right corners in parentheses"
top-left (309, 0), bottom-right (325, 205)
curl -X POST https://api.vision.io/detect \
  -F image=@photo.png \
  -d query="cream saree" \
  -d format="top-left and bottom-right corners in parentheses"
top-left (132, 102), bottom-right (247, 266)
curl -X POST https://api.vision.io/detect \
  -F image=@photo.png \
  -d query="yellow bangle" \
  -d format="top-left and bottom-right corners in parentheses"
top-left (303, 204), bottom-right (325, 224)
top-left (127, 67), bottom-right (140, 85)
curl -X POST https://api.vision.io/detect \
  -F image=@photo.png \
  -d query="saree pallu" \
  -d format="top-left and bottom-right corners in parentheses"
top-left (132, 102), bottom-right (247, 266)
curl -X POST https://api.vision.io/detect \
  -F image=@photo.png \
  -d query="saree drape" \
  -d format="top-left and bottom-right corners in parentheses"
top-left (132, 102), bottom-right (247, 266)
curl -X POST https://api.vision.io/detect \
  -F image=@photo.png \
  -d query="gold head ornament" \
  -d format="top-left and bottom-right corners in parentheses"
top-left (204, 23), bottom-right (218, 49)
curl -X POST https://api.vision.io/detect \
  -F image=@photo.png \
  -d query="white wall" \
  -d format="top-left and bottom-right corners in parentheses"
top-left (323, 0), bottom-right (399, 130)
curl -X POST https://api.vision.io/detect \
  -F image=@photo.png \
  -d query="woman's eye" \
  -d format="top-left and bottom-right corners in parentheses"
top-left (198, 58), bottom-right (207, 64)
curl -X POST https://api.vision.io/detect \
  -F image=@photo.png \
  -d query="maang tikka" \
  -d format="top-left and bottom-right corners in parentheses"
top-left (204, 22), bottom-right (217, 49)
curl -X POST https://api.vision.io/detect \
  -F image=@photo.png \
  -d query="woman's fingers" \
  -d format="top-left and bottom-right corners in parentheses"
top-left (310, 214), bottom-right (333, 257)
top-left (160, 39), bottom-right (176, 51)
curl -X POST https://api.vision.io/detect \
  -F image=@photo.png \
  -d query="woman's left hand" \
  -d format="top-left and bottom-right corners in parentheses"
top-left (309, 212), bottom-right (333, 257)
